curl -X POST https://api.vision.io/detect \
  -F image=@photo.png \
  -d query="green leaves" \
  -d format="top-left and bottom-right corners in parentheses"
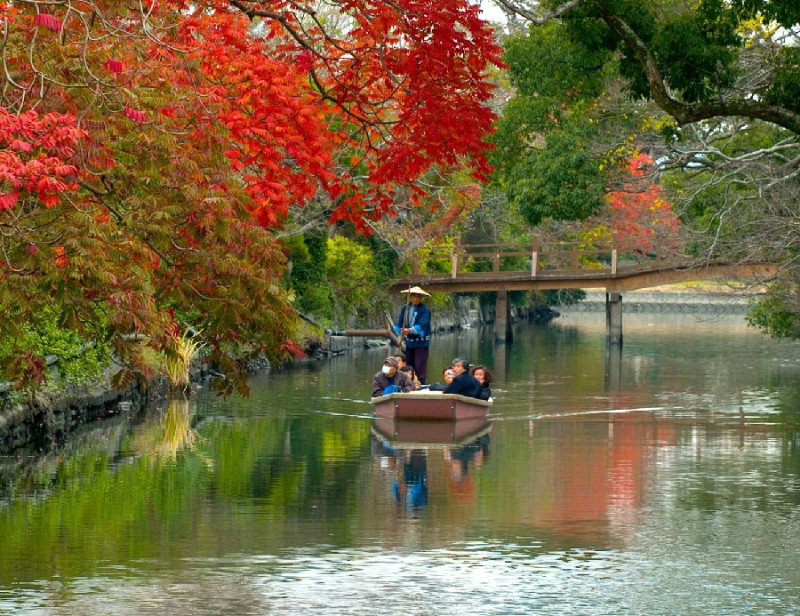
top-left (503, 22), bottom-right (608, 100)
top-left (490, 23), bottom-right (611, 226)
top-left (648, 7), bottom-right (739, 103)
top-left (505, 131), bottom-right (606, 226)
top-left (325, 236), bottom-right (381, 328)
top-left (765, 47), bottom-right (800, 114)
top-left (746, 287), bottom-right (800, 340)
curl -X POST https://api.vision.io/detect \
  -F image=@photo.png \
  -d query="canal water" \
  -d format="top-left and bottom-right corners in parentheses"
top-left (2, 312), bottom-right (800, 615)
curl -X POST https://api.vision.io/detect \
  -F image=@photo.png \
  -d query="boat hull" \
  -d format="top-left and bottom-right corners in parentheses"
top-left (370, 392), bottom-right (491, 421)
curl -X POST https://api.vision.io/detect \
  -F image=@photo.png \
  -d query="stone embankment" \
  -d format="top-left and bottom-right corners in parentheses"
top-left (559, 286), bottom-right (759, 314)
top-left (0, 379), bottom-right (153, 456)
top-left (0, 364), bottom-right (214, 456)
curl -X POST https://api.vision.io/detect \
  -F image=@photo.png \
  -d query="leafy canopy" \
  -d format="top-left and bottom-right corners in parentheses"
top-left (0, 1), bottom-right (503, 391)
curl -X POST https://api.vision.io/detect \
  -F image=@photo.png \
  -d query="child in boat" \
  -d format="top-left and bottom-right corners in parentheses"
top-left (399, 365), bottom-right (422, 390)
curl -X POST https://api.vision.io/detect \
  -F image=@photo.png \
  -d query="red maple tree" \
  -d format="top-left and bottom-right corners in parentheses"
top-left (0, 1), bottom-right (503, 389)
top-left (585, 151), bottom-right (682, 256)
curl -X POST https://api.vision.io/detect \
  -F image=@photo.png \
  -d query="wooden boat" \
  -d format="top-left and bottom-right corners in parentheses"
top-left (372, 415), bottom-right (491, 449)
top-left (370, 391), bottom-right (492, 421)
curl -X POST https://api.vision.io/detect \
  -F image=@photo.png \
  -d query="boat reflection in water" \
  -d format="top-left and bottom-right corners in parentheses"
top-left (371, 413), bottom-right (492, 516)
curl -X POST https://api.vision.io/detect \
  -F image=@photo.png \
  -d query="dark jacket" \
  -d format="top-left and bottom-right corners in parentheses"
top-left (394, 302), bottom-right (431, 349)
top-left (443, 372), bottom-right (483, 399)
top-left (371, 370), bottom-right (416, 397)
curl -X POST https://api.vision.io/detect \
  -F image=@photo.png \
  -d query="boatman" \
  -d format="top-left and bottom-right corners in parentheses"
top-left (371, 356), bottom-right (416, 397)
top-left (393, 285), bottom-right (432, 385)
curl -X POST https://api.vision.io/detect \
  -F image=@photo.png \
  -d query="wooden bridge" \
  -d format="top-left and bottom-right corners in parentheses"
top-left (389, 240), bottom-right (778, 344)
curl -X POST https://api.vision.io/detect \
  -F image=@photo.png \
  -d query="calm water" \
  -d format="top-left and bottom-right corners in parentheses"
top-left (2, 312), bottom-right (800, 615)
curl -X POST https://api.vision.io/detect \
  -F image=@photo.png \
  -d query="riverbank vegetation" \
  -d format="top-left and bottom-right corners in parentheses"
top-left (3, 1), bottom-right (800, 404)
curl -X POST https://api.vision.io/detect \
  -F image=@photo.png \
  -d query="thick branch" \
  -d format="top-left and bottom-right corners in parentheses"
top-left (597, 3), bottom-right (800, 135)
top-left (492, 0), bottom-right (583, 25)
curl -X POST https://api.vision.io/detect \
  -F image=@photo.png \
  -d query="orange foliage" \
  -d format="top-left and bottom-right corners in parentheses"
top-left (592, 152), bottom-right (682, 253)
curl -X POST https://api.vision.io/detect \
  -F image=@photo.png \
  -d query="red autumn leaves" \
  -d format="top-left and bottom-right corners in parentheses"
top-left (0, 108), bottom-right (83, 209)
top-left (6, 2), bottom-right (503, 233)
top-left (34, 13), bottom-right (61, 33)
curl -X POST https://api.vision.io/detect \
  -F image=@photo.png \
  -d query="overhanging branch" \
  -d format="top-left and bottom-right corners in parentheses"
top-left (596, 2), bottom-right (800, 135)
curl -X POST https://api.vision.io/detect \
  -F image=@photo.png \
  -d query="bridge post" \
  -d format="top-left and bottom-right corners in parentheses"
top-left (606, 292), bottom-right (623, 346)
top-left (451, 238), bottom-right (460, 279)
top-left (495, 291), bottom-right (513, 343)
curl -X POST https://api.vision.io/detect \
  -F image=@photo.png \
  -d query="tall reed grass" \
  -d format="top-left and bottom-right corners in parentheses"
top-left (164, 329), bottom-right (205, 391)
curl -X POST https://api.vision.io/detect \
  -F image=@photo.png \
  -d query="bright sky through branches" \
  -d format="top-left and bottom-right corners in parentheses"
top-left (473, 0), bottom-right (507, 23)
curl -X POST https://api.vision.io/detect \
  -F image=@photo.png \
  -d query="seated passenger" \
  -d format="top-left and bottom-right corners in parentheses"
top-left (371, 356), bottom-right (416, 397)
top-left (426, 366), bottom-right (455, 392)
top-left (443, 358), bottom-right (483, 399)
top-left (399, 365), bottom-right (422, 390)
top-left (469, 364), bottom-right (493, 401)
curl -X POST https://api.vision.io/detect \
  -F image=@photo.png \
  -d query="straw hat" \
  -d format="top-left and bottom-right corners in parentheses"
top-left (400, 285), bottom-right (431, 297)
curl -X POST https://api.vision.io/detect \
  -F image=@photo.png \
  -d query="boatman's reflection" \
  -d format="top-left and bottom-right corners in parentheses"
top-left (373, 434), bottom-right (490, 512)
top-left (392, 449), bottom-right (428, 511)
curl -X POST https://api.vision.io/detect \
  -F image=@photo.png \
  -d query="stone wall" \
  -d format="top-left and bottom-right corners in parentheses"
top-left (0, 363), bottom-right (217, 456)
top-left (0, 379), bottom-right (155, 455)
top-left (558, 289), bottom-right (756, 314)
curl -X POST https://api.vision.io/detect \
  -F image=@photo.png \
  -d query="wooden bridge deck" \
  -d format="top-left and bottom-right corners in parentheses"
top-left (388, 241), bottom-right (777, 343)
top-left (391, 261), bottom-right (777, 293)
top-left (389, 241), bottom-right (777, 294)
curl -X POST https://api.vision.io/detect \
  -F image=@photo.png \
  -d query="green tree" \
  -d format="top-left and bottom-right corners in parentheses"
top-left (326, 236), bottom-right (382, 328)
top-left (489, 21), bottom-right (612, 226)
top-left (491, 0), bottom-right (800, 335)
top-left (286, 234), bottom-right (334, 322)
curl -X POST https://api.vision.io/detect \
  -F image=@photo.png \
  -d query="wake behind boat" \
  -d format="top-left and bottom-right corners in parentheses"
top-left (370, 391), bottom-right (492, 421)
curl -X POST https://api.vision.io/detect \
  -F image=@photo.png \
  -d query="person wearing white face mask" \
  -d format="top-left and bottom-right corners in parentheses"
top-left (371, 356), bottom-right (416, 397)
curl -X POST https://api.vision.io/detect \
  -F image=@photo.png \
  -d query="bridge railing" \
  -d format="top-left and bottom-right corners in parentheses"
top-left (408, 239), bottom-right (677, 279)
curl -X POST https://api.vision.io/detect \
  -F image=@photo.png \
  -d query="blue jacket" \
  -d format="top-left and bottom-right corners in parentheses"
top-left (394, 302), bottom-right (431, 349)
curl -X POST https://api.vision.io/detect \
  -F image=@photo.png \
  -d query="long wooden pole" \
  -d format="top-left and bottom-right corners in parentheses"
top-left (296, 308), bottom-right (398, 344)
top-left (397, 285), bottom-right (412, 351)
top-left (328, 329), bottom-right (399, 342)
